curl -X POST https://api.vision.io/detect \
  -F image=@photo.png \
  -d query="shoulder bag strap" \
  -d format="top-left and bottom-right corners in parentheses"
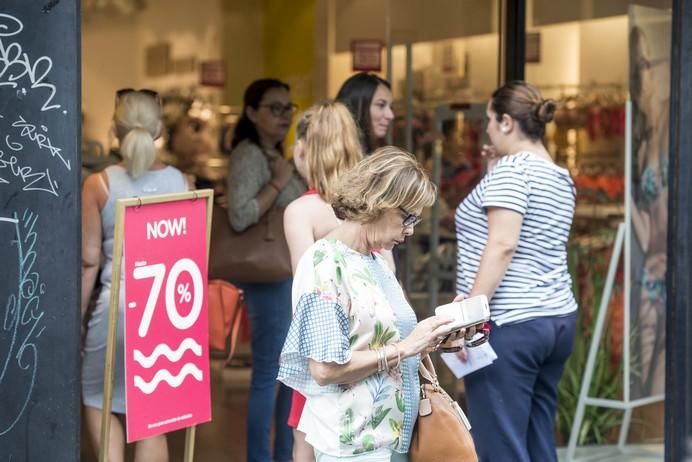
top-left (419, 354), bottom-right (439, 386)
top-left (224, 294), bottom-right (245, 366)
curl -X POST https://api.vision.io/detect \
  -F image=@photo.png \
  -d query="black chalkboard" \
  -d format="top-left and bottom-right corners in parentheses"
top-left (0, 1), bottom-right (81, 461)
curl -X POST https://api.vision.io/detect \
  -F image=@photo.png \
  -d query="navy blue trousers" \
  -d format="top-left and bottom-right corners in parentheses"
top-left (238, 279), bottom-right (294, 462)
top-left (464, 312), bottom-right (577, 462)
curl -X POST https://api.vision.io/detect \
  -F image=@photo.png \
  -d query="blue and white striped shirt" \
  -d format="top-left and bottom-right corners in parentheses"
top-left (455, 152), bottom-right (578, 325)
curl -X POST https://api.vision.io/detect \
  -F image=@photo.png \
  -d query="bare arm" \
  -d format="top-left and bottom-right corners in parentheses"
top-left (227, 143), bottom-right (293, 231)
top-left (631, 140), bottom-right (651, 251)
top-left (227, 143), bottom-right (277, 231)
top-left (309, 349), bottom-right (398, 387)
top-left (309, 316), bottom-right (455, 386)
top-left (81, 174), bottom-right (104, 321)
top-left (631, 203), bottom-right (650, 252)
top-left (468, 207), bottom-right (523, 298)
top-left (284, 199), bottom-right (316, 273)
top-left (254, 181), bottom-right (282, 217)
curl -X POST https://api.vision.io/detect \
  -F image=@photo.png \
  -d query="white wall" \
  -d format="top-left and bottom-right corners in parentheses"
top-left (81, 0), bottom-right (250, 149)
top-left (524, 16), bottom-right (628, 99)
top-left (82, 15), bottom-right (140, 149)
top-left (579, 15), bottom-right (628, 87)
top-left (137, 0), bottom-right (224, 90)
top-left (331, 0), bottom-right (497, 52)
top-left (465, 34), bottom-right (500, 100)
top-left (220, 0), bottom-right (265, 105)
top-left (525, 22), bottom-right (581, 92)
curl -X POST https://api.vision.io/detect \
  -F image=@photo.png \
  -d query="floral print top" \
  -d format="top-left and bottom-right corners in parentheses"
top-left (278, 239), bottom-right (420, 457)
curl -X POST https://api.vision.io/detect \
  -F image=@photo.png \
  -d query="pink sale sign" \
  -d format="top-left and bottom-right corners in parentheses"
top-left (123, 198), bottom-right (211, 442)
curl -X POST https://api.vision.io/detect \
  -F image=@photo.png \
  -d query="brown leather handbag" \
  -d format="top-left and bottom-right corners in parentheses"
top-left (208, 202), bottom-right (292, 283)
top-left (410, 355), bottom-right (478, 462)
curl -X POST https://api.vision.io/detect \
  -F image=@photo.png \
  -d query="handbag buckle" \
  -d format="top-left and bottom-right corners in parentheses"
top-left (419, 397), bottom-right (432, 417)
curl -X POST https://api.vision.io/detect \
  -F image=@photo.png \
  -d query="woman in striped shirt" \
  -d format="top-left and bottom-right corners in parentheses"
top-left (455, 81), bottom-right (577, 462)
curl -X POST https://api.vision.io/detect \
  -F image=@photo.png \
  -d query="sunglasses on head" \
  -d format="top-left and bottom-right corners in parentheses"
top-left (115, 88), bottom-right (160, 105)
top-left (399, 207), bottom-right (422, 227)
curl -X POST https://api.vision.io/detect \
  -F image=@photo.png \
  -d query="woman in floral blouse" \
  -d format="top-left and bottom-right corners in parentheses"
top-left (278, 147), bottom-right (463, 461)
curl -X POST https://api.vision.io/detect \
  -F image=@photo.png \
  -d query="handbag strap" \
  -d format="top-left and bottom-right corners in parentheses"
top-left (224, 295), bottom-right (245, 366)
top-left (264, 206), bottom-right (277, 241)
top-left (419, 354), bottom-right (474, 431)
top-left (419, 354), bottom-right (439, 386)
top-left (258, 144), bottom-right (282, 243)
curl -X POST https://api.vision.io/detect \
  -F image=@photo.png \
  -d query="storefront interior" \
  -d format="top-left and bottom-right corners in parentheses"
top-left (79, 0), bottom-right (672, 460)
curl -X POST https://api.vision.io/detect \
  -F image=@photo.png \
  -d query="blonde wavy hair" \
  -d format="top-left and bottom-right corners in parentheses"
top-left (332, 146), bottom-right (437, 223)
top-left (295, 101), bottom-right (363, 202)
top-left (113, 91), bottom-right (161, 178)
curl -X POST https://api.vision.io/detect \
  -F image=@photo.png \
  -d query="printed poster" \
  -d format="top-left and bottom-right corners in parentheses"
top-left (123, 198), bottom-right (211, 441)
top-left (628, 4), bottom-right (671, 399)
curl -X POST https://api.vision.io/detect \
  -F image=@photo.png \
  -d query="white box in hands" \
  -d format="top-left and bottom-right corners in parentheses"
top-left (435, 295), bottom-right (490, 332)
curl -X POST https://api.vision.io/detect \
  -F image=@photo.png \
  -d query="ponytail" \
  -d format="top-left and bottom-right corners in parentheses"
top-left (113, 91), bottom-right (161, 178)
top-left (120, 127), bottom-right (156, 178)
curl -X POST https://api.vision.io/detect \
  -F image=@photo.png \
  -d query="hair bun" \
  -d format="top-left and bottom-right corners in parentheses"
top-left (535, 99), bottom-right (556, 124)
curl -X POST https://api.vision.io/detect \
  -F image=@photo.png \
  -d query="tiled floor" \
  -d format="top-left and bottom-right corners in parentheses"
top-left (558, 444), bottom-right (663, 461)
top-left (81, 359), bottom-right (251, 462)
top-left (81, 358), bottom-right (665, 462)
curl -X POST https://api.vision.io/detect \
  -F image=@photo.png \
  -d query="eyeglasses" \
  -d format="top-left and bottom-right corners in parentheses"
top-left (399, 207), bottom-right (422, 227)
top-left (115, 88), bottom-right (160, 106)
top-left (258, 102), bottom-right (298, 117)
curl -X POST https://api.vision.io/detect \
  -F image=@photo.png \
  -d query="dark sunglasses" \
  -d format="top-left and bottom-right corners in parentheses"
top-left (258, 102), bottom-right (298, 117)
top-left (115, 88), bottom-right (160, 105)
top-left (399, 207), bottom-right (422, 227)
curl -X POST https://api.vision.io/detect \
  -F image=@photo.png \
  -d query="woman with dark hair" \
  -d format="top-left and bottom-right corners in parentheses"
top-left (335, 72), bottom-right (394, 154)
top-left (455, 81), bottom-right (577, 461)
top-left (226, 78), bottom-right (306, 462)
top-left (336, 73), bottom-right (397, 270)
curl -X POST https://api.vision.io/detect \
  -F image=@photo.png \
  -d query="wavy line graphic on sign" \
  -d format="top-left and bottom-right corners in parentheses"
top-left (134, 363), bottom-right (203, 394)
top-left (133, 338), bottom-right (202, 368)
